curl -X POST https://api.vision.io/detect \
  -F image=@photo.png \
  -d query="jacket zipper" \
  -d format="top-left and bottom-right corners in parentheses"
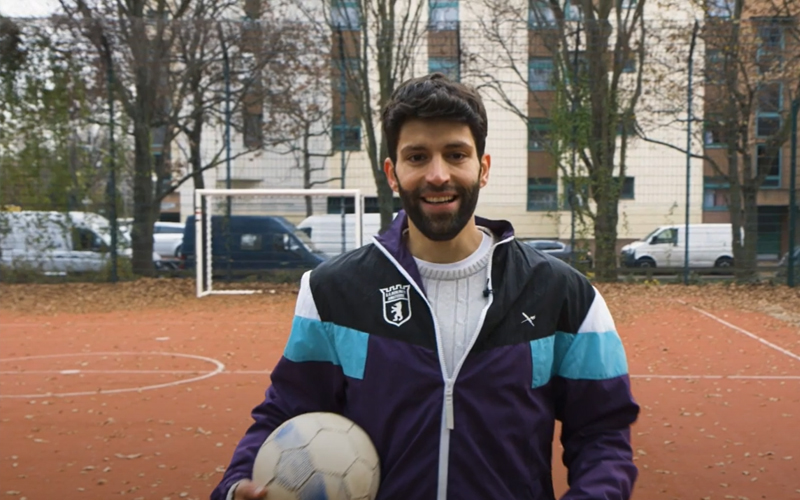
top-left (373, 234), bottom-right (514, 498)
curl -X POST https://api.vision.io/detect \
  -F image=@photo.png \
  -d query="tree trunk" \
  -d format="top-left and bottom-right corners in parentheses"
top-left (303, 127), bottom-right (313, 217)
top-left (738, 183), bottom-right (760, 283)
top-left (594, 191), bottom-right (620, 282)
top-left (130, 121), bottom-right (155, 277)
top-left (728, 177), bottom-right (745, 278)
top-left (189, 114), bottom-right (205, 191)
top-left (376, 137), bottom-right (394, 232)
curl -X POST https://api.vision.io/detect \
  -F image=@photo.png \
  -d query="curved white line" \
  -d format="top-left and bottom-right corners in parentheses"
top-left (0, 351), bottom-right (225, 399)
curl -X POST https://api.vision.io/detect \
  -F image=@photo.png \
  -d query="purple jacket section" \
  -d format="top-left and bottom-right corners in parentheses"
top-left (210, 212), bottom-right (639, 500)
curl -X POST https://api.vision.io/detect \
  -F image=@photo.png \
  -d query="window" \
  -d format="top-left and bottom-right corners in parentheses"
top-left (653, 228), bottom-right (677, 245)
top-left (527, 178), bottom-right (558, 211)
top-left (331, 0), bottom-right (360, 30)
top-left (332, 124), bottom-right (361, 151)
top-left (528, 0), bottom-right (555, 28)
top-left (72, 228), bottom-right (106, 252)
top-left (757, 82), bottom-right (782, 112)
top-left (428, 57), bottom-right (460, 82)
top-left (620, 0), bottom-right (637, 8)
top-left (243, 112), bottom-right (263, 149)
top-left (757, 83), bottom-right (782, 138)
top-left (615, 50), bottom-right (637, 73)
top-left (706, 0), bottom-right (733, 18)
top-left (703, 114), bottom-right (726, 148)
top-left (327, 196), bottom-right (403, 214)
top-left (528, 118), bottom-right (551, 151)
top-left (705, 49), bottom-right (727, 84)
top-left (756, 144), bottom-right (781, 188)
top-left (756, 22), bottom-right (784, 73)
top-left (528, 58), bottom-right (555, 91)
top-left (240, 234), bottom-right (263, 251)
top-left (529, 240), bottom-right (565, 251)
top-left (703, 176), bottom-right (729, 210)
top-left (616, 114), bottom-right (637, 136)
top-left (618, 176), bottom-right (635, 200)
top-left (562, 176), bottom-right (590, 210)
top-left (429, 0), bottom-right (458, 31)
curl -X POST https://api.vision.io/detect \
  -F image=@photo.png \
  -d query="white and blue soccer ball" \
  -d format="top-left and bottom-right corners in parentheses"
top-left (252, 412), bottom-right (381, 500)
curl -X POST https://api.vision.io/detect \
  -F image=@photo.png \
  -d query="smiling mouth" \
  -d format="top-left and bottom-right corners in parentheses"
top-left (422, 196), bottom-right (457, 204)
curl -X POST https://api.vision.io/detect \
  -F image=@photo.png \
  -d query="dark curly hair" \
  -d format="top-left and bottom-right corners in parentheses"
top-left (381, 73), bottom-right (488, 165)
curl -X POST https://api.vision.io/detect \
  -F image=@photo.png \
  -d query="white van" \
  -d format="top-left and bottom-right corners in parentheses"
top-left (620, 223), bottom-right (739, 269)
top-left (297, 213), bottom-right (396, 257)
top-left (0, 211), bottom-right (161, 274)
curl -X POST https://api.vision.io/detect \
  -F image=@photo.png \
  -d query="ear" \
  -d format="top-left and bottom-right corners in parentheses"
top-left (479, 154), bottom-right (491, 188)
top-left (384, 157), bottom-right (399, 193)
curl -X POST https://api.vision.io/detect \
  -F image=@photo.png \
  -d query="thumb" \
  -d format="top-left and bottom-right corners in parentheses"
top-left (234, 480), bottom-right (268, 499)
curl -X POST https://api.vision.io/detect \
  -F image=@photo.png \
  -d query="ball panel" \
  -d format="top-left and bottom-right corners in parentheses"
top-left (343, 460), bottom-right (373, 499)
top-left (251, 440), bottom-right (281, 487)
top-left (345, 425), bottom-right (380, 468)
top-left (306, 429), bottom-right (358, 475)
top-left (273, 418), bottom-right (319, 449)
top-left (259, 482), bottom-right (297, 500)
top-left (297, 472), bottom-right (328, 500)
top-left (274, 448), bottom-right (315, 491)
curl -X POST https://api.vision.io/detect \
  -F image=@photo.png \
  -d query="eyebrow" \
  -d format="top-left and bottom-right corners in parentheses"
top-left (399, 141), bottom-right (473, 154)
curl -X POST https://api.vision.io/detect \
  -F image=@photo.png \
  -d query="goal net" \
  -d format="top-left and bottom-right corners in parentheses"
top-left (192, 188), bottom-right (364, 297)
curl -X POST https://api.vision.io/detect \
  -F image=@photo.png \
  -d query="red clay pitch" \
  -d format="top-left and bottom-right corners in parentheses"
top-left (1, 298), bottom-right (798, 500)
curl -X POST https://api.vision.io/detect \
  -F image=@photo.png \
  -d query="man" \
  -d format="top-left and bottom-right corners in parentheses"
top-left (212, 73), bottom-right (640, 500)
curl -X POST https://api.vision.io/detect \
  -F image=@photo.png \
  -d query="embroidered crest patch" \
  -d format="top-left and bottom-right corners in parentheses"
top-left (380, 284), bottom-right (412, 327)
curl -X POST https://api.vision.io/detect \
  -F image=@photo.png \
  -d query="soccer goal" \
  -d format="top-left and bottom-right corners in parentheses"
top-left (193, 188), bottom-right (364, 298)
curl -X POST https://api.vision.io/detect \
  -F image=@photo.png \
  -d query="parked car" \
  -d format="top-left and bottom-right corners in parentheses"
top-left (620, 223), bottom-right (739, 269)
top-left (297, 213), bottom-right (397, 257)
top-left (522, 239), bottom-right (593, 268)
top-left (180, 215), bottom-right (327, 274)
top-left (776, 247), bottom-right (800, 282)
top-left (0, 210), bottom-right (162, 274)
top-left (153, 221), bottom-right (185, 258)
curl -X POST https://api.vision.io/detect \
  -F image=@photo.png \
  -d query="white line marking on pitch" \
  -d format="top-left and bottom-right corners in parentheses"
top-left (0, 352), bottom-right (225, 399)
top-left (691, 307), bottom-right (800, 363)
top-left (631, 374), bottom-right (800, 380)
top-left (0, 321), bottom-right (286, 328)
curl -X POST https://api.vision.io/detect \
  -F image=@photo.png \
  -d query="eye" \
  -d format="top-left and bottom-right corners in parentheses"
top-left (407, 154), bottom-right (426, 163)
top-left (448, 152), bottom-right (468, 161)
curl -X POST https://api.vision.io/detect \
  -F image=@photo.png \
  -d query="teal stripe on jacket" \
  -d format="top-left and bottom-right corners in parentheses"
top-left (530, 331), bottom-right (629, 389)
top-left (284, 316), bottom-right (369, 380)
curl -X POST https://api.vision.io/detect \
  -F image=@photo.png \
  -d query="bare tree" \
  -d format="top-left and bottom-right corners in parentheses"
top-left (641, 0), bottom-right (799, 282)
top-left (261, 18), bottom-right (341, 217)
top-left (292, 0), bottom-right (427, 231)
top-left (463, 0), bottom-right (648, 281)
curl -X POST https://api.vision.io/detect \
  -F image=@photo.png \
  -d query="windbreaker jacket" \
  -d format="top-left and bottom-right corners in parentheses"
top-left (211, 212), bottom-right (640, 500)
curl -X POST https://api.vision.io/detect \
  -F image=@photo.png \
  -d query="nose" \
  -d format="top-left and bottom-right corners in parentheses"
top-left (425, 155), bottom-right (450, 186)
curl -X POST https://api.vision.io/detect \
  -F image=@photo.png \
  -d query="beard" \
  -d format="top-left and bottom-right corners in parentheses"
top-left (396, 174), bottom-right (481, 242)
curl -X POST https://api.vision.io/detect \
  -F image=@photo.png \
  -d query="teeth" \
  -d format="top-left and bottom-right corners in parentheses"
top-left (424, 196), bottom-right (455, 204)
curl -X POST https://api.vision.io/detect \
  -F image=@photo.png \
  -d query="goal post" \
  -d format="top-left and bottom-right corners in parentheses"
top-left (193, 188), bottom-right (364, 298)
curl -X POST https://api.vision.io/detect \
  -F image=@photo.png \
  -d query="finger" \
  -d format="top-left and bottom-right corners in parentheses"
top-left (235, 481), bottom-right (268, 499)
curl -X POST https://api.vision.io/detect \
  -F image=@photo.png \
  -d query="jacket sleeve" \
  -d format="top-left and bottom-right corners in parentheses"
top-left (553, 283), bottom-right (640, 500)
top-left (210, 271), bottom-right (347, 500)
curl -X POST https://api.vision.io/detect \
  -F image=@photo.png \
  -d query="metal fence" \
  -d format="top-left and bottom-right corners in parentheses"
top-left (0, 8), bottom-right (797, 286)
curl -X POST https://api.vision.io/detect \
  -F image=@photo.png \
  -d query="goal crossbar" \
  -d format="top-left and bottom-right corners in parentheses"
top-left (194, 188), bottom-right (364, 298)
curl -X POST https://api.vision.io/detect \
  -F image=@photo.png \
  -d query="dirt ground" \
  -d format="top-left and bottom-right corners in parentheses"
top-left (1, 279), bottom-right (798, 500)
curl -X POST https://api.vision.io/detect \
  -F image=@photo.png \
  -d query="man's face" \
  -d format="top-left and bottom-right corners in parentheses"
top-left (383, 119), bottom-right (491, 241)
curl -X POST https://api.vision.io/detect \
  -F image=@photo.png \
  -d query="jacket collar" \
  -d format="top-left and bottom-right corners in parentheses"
top-left (374, 210), bottom-right (516, 290)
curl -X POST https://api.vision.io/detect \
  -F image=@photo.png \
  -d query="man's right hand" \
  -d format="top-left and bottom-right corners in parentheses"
top-left (233, 480), bottom-right (267, 500)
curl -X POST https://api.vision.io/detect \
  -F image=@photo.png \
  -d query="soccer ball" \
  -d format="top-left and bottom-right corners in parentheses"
top-left (252, 412), bottom-right (381, 500)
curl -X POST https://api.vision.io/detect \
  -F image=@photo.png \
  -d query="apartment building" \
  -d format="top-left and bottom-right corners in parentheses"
top-left (701, 0), bottom-right (799, 258)
top-left (176, 0), bottom-right (797, 255)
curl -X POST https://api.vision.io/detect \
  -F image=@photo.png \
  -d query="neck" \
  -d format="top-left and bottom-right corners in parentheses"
top-left (406, 219), bottom-right (485, 264)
